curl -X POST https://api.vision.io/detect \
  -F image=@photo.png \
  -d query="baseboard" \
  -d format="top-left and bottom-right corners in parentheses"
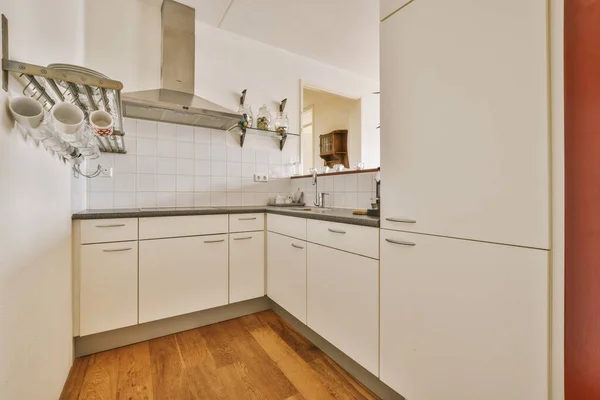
top-left (74, 296), bottom-right (271, 357)
top-left (270, 301), bottom-right (405, 400)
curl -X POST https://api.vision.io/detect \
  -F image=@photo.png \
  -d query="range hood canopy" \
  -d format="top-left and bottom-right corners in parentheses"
top-left (121, 0), bottom-right (241, 130)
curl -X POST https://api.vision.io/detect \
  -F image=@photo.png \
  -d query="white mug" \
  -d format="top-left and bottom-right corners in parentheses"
top-left (89, 110), bottom-right (114, 137)
top-left (9, 97), bottom-right (44, 129)
top-left (52, 103), bottom-right (84, 135)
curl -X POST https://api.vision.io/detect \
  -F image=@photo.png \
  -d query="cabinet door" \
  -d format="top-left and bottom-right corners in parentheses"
top-left (307, 243), bottom-right (379, 375)
top-left (266, 232), bottom-right (307, 323)
top-left (229, 231), bottom-right (265, 303)
top-left (380, 230), bottom-right (548, 400)
top-left (80, 242), bottom-right (138, 336)
top-left (139, 234), bottom-right (228, 323)
top-left (380, 0), bottom-right (549, 249)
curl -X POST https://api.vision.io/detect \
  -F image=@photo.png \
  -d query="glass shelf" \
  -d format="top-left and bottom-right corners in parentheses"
top-left (229, 125), bottom-right (298, 150)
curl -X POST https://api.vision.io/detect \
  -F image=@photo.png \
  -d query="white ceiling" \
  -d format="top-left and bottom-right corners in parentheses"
top-left (177, 0), bottom-right (380, 80)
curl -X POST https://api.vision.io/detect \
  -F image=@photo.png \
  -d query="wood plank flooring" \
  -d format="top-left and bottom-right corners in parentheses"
top-left (60, 310), bottom-right (379, 400)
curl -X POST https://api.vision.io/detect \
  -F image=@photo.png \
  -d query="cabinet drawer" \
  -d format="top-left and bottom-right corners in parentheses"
top-left (139, 215), bottom-right (228, 240)
top-left (307, 220), bottom-right (379, 259)
top-left (80, 218), bottom-right (138, 244)
top-left (229, 213), bottom-right (265, 233)
top-left (267, 214), bottom-right (306, 240)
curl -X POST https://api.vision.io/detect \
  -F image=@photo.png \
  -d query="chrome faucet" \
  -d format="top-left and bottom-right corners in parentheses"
top-left (312, 170), bottom-right (329, 208)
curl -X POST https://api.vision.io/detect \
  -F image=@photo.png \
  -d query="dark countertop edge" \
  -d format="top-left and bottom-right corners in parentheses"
top-left (72, 207), bottom-right (380, 228)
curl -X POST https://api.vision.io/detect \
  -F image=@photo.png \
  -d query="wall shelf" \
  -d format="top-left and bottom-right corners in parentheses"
top-left (229, 125), bottom-right (298, 151)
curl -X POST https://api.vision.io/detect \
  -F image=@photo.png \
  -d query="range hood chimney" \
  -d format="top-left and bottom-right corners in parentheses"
top-left (121, 0), bottom-right (241, 130)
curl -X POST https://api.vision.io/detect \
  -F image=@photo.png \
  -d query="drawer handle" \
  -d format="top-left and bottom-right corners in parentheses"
top-left (328, 228), bottom-right (346, 234)
top-left (386, 218), bottom-right (416, 224)
top-left (102, 248), bottom-right (133, 253)
top-left (239, 217), bottom-right (257, 221)
top-left (96, 224), bottom-right (126, 228)
top-left (204, 239), bottom-right (225, 244)
top-left (291, 243), bottom-right (304, 249)
top-left (233, 236), bottom-right (253, 241)
top-left (385, 238), bottom-right (416, 247)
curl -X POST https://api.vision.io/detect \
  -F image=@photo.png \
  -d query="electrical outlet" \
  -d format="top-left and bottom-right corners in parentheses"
top-left (254, 174), bottom-right (269, 182)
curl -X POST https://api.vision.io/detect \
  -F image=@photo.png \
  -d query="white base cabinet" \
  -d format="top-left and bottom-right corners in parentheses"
top-left (380, 230), bottom-right (549, 400)
top-left (267, 232), bottom-right (307, 323)
top-left (80, 242), bottom-right (138, 336)
top-left (139, 234), bottom-right (229, 324)
top-left (307, 243), bottom-right (379, 375)
top-left (229, 231), bottom-right (265, 303)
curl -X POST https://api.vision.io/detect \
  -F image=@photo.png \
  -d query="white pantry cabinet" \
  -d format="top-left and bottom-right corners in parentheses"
top-left (139, 234), bottom-right (229, 323)
top-left (380, 0), bottom-right (549, 249)
top-left (80, 241), bottom-right (138, 336)
top-left (379, 230), bottom-right (548, 400)
top-left (307, 243), bottom-right (379, 375)
top-left (266, 231), bottom-right (307, 323)
top-left (229, 231), bottom-right (265, 303)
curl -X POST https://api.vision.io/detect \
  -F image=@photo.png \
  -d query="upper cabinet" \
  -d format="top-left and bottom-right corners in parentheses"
top-left (380, 0), bottom-right (413, 21)
top-left (380, 0), bottom-right (549, 249)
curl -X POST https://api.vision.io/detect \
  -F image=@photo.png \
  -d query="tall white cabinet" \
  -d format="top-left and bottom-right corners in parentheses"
top-left (380, 0), bottom-right (550, 249)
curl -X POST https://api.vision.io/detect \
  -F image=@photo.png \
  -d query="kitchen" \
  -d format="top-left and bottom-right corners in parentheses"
top-left (0, 0), bottom-right (581, 399)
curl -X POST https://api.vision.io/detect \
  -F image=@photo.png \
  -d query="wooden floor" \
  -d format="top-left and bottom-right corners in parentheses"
top-left (60, 310), bottom-right (379, 400)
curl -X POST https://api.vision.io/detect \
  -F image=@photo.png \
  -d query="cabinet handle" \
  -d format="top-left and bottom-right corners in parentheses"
top-left (96, 224), bottom-right (126, 228)
top-left (328, 228), bottom-right (346, 234)
top-left (238, 217), bottom-right (257, 221)
top-left (204, 239), bottom-right (225, 244)
top-left (233, 236), bottom-right (253, 241)
top-left (102, 248), bottom-right (133, 252)
top-left (386, 218), bottom-right (416, 224)
top-left (385, 238), bottom-right (416, 247)
top-left (291, 243), bottom-right (304, 249)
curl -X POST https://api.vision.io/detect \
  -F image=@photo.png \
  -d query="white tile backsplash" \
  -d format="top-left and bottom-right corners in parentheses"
top-left (85, 120), bottom-right (297, 209)
top-left (291, 172), bottom-right (377, 210)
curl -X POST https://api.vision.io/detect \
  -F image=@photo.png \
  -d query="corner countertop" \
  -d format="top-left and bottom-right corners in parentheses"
top-left (72, 206), bottom-right (380, 228)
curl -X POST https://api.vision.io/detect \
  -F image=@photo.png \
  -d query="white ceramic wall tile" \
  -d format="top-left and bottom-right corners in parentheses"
top-left (157, 122), bottom-right (177, 141)
top-left (211, 177), bottom-right (227, 191)
top-left (255, 163), bottom-right (269, 176)
top-left (241, 178), bottom-right (256, 192)
top-left (227, 192), bottom-right (242, 206)
top-left (137, 156), bottom-right (157, 174)
top-left (210, 191), bottom-right (227, 206)
top-left (177, 142), bottom-right (195, 159)
top-left (210, 145), bottom-right (227, 161)
top-left (177, 192), bottom-right (194, 207)
top-left (242, 192), bottom-right (255, 206)
top-left (345, 174), bottom-right (358, 192)
top-left (123, 118), bottom-right (137, 137)
top-left (194, 176), bottom-right (211, 192)
top-left (334, 176), bottom-right (346, 192)
top-left (157, 158), bottom-right (177, 175)
top-left (255, 151), bottom-right (269, 164)
top-left (227, 146), bottom-right (242, 162)
top-left (157, 140), bottom-right (177, 158)
top-left (227, 162), bottom-right (242, 177)
top-left (89, 192), bottom-right (113, 209)
top-left (321, 176), bottom-right (334, 192)
top-left (177, 159), bottom-right (194, 175)
top-left (241, 163), bottom-right (255, 178)
top-left (137, 174), bottom-right (157, 191)
top-left (114, 174), bottom-right (136, 192)
top-left (211, 161), bottom-right (227, 177)
top-left (194, 192), bottom-right (211, 207)
top-left (269, 152), bottom-right (282, 165)
top-left (177, 125), bottom-right (194, 142)
top-left (114, 154), bottom-right (137, 174)
top-left (357, 192), bottom-right (373, 209)
top-left (194, 127), bottom-right (211, 144)
top-left (90, 177), bottom-right (114, 192)
top-left (114, 192), bottom-right (136, 208)
top-left (157, 192), bottom-right (177, 207)
top-left (211, 130), bottom-right (226, 145)
top-left (157, 175), bottom-right (177, 192)
top-left (345, 192), bottom-right (358, 209)
top-left (137, 192), bottom-right (157, 208)
top-left (125, 138), bottom-right (137, 155)
top-left (195, 160), bottom-right (211, 176)
top-left (177, 175), bottom-right (194, 192)
top-left (227, 177), bottom-right (242, 191)
top-left (137, 138), bottom-right (157, 156)
top-left (242, 147), bottom-right (255, 163)
top-left (357, 173), bottom-right (374, 192)
top-left (137, 120), bottom-right (158, 138)
top-left (333, 193), bottom-right (346, 208)
top-left (194, 143), bottom-right (211, 160)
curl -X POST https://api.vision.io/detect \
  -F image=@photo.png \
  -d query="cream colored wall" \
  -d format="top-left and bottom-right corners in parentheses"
top-left (303, 89), bottom-right (361, 169)
top-left (0, 0), bottom-right (80, 398)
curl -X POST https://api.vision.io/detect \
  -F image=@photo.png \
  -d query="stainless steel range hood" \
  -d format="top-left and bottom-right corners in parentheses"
top-left (121, 0), bottom-right (241, 130)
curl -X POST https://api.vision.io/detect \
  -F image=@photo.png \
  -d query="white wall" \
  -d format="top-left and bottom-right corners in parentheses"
top-left (304, 89), bottom-right (362, 170)
top-left (0, 0), bottom-right (80, 398)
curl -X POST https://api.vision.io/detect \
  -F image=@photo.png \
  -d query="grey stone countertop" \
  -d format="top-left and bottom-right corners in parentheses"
top-left (72, 206), bottom-right (380, 228)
